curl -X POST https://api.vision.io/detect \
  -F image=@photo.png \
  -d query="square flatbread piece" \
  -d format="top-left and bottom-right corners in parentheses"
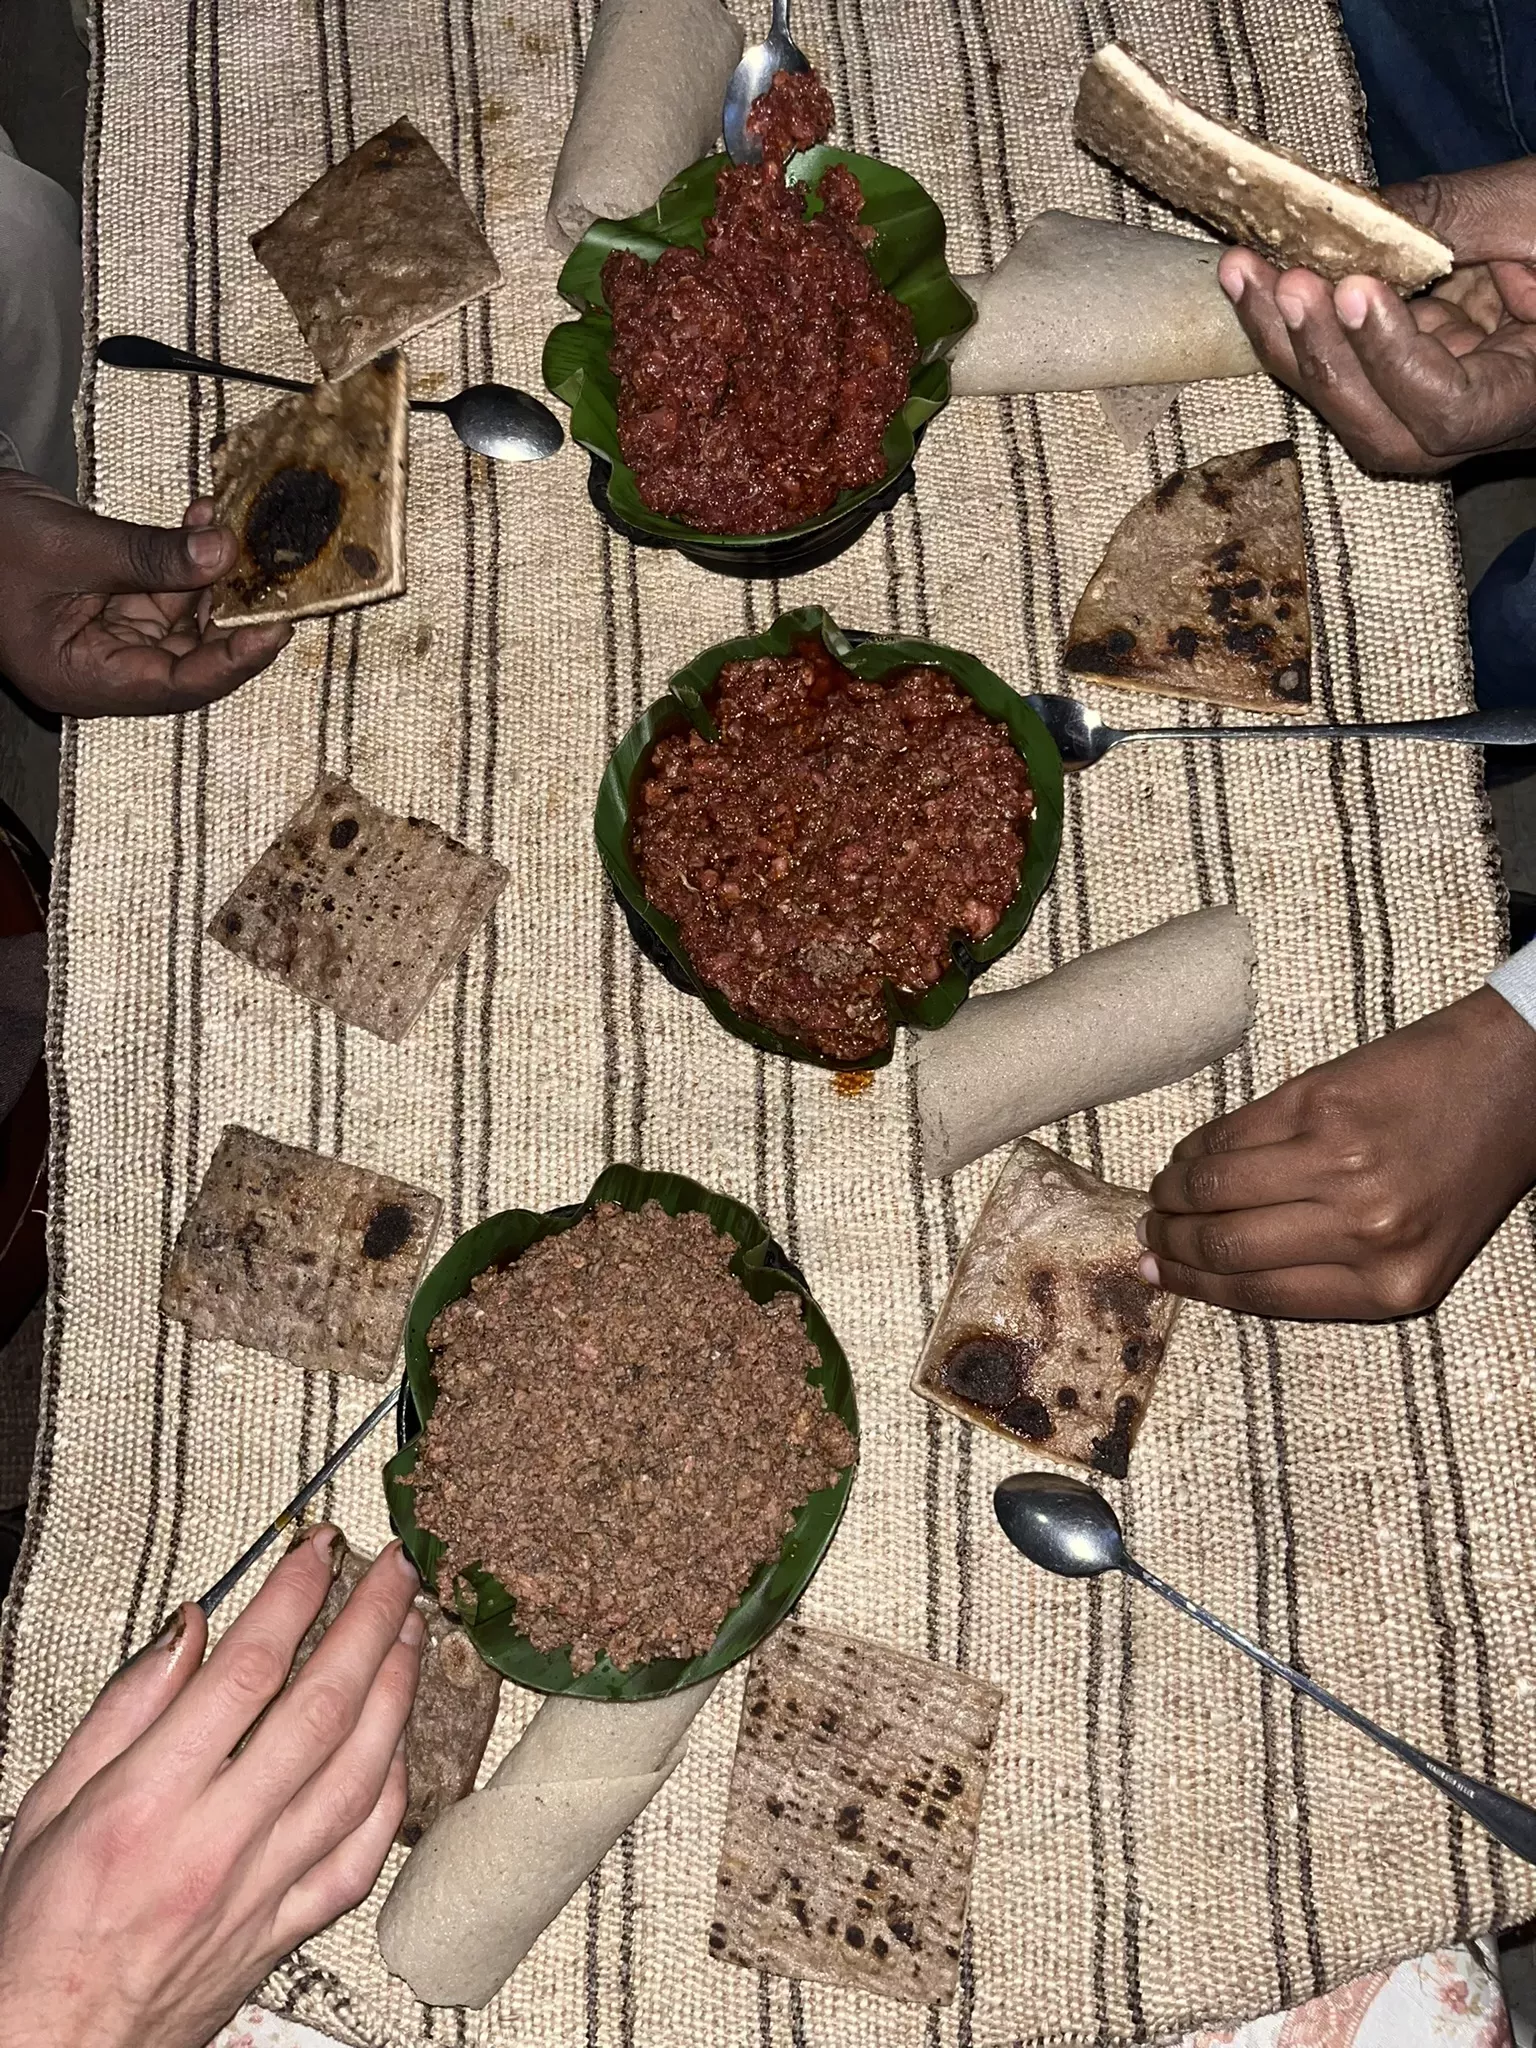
top-left (1065, 440), bottom-right (1312, 714)
top-left (1074, 43), bottom-right (1450, 292)
top-left (252, 118), bottom-right (502, 379)
top-left (913, 1138), bottom-right (1180, 1479)
top-left (712, 1622), bottom-right (1003, 2008)
top-left (211, 775), bottom-right (509, 1042)
top-left (209, 352), bottom-right (407, 629)
top-left (285, 1535), bottom-right (501, 1846)
top-left (162, 1125), bottom-right (441, 1381)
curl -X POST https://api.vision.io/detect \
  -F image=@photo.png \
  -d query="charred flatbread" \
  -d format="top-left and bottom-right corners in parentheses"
top-left (208, 352), bottom-right (407, 629)
top-left (252, 118), bottom-right (502, 379)
top-left (912, 1138), bottom-right (1179, 1479)
top-left (1074, 43), bottom-right (1450, 293)
top-left (285, 1534), bottom-right (501, 1846)
top-left (1064, 439), bottom-right (1311, 713)
top-left (711, 1622), bottom-right (1002, 2008)
top-left (162, 1125), bottom-right (440, 1380)
top-left (210, 775), bottom-right (508, 1042)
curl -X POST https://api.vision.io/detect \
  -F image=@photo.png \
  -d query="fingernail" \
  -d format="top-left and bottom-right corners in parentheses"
top-left (154, 1607), bottom-right (188, 1654)
top-left (1138, 1253), bottom-right (1161, 1287)
top-left (1220, 269), bottom-right (1244, 304)
top-left (307, 1523), bottom-right (340, 1570)
top-left (186, 526), bottom-right (228, 570)
top-left (398, 1608), bottom-right (426, 1649)
top-left (1336, 282), bottom-right (1368, 330)
top-left (389, 1540), bottom-right (421, 1586)
top-left (1134, 1214), bottom-right (1149, 1247)
top-left (1276, 289), bottom-right (1306, 332)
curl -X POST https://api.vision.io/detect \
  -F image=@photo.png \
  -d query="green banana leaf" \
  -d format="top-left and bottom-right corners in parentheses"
top-left (383, 1163), bottom-right (859, 1702)
top-left (541, 147), bottom-right (975, 546)
top-left (595, 607), bottom-right (1065, 1070)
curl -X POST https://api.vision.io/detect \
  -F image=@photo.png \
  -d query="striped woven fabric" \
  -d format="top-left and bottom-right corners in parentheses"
top-left (4, 0), bottom-right (1533, 2043)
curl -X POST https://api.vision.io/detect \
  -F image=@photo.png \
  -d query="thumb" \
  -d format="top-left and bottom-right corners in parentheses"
top-left (1384, 158), bottom-right (1536, 267)
top-left (7, 1605), bottom-right (207, 1852)
top-left (52, 499), bottom-right (238, 596)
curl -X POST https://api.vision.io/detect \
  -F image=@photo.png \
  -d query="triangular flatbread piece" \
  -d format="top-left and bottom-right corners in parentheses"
top-left (252, 118), bottom-right (502, 379)
top-left (1064, 439), bottom-right (1312, 713)
top-left (1096, 380), bottom-right (1181, 450)
top-left (912, 1138), bottom-right (1179, 1479)
top-left (1075, 43), bottom-right (1450, 293)
top-left (208, 353), bottom-right (408, 628)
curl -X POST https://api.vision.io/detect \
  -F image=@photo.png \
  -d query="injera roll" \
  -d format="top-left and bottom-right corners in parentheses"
top-left (6, 4), bottom-right (1531, 2046)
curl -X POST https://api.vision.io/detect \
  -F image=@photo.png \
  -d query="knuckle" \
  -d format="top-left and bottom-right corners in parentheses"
top-left (293, 1679), bottom-right (358, 1754)
top-left (166, 1851), bottom-right (225, 1924)
top-left (221, 1635), bottom-right (292, 1706)
top-left (1367, 1259), bottom-right (1436, 1319)
top-left (92, 1786), bottom-right (159, 1868)
top-left (1181, 1158), bottom-right (1228, 1210)
top-left (1194, 1222), bottom-right (1245, 1271)
top-left (317, 1768), bottom-right (380, 1844)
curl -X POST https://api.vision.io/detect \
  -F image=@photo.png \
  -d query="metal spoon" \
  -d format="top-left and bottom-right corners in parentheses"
top-left (994, 1471), bottom-right (1536, 1865)
top-left (1027, 692), bottom-right (1536, 771)
top-left (722, 0), bottom-right (812, 165)
top-left (96, 334), bottom-right (564, 464)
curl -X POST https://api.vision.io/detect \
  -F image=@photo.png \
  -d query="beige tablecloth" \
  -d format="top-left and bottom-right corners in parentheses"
top-left (4, 0), bottom-right (1534, 2044)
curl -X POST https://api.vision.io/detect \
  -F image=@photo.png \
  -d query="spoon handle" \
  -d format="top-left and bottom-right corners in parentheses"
top-left (1117, 708), bottom-right (1536, 748)
top-left (1125, 1556), bottom-right (1536, 1865)
top-left (98, 333), bottom-right (313, 397)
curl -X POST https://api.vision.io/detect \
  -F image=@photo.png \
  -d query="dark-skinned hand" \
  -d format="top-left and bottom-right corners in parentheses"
top-left (0, 469), bottom-right (290, 717)
top-left (1217, 154), bottom-right (1536, 474)
top-left (1138, 986), bottom-right (1536, 1321)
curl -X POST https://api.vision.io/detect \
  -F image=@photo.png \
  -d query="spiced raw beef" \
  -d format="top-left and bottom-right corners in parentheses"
top-left (631, 637), bottom-right (1034, 1062)
top-left (410, 1202), bottom-right (855, 1674)
top-left (602, 68), bottom-right (916, 533)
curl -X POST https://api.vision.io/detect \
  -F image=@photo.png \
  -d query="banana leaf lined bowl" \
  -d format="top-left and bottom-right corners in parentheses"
top-left (541, 148), bottom-right (975, 577)
top-left (596, 607), bottom-right (1065, 1071)
top-left (384, 1163), bottom-right (858, 1703)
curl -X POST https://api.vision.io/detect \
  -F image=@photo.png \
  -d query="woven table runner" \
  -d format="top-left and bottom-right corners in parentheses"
top-left (5, 0), bottom-right (1534, 2042)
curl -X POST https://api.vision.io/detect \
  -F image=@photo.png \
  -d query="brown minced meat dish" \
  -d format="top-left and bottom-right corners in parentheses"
top-left (601, 70), bottom-right (917, 534)
top-left (411, 1202), bottom-right (855, 1674)
top-left (631, 638), bottom-right (1035, 1063)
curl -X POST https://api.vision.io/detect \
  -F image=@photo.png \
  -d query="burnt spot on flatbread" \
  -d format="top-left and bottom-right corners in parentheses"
top-left (1087, 1265), bottom-right (1155, 1334)
top-left (1167, 625), bottom-right (1199, 660)
top-left (1089, 1394), bottom-right (1141, 1481)
top-left (362, 1202), bottom-right (415, 1260)
top-left (1064, 627), bottom-right (1139, 676)
top-left (243, 466), bottom-right (343, 589)
top-left (1272, 659), bottom-right (1310, 701)
top-left (997, 1393), bottom-right (1053, 1440)
top-left (1057, 1384), bottom-right (1080, 1409)
top-left (940, 1334), bottom-right (1026, 1409)
top-left (343, 543), bottom-right (379, 579)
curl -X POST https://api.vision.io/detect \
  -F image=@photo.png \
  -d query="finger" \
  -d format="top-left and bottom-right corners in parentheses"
top-left (1334, 273), bottom-right (1536, 456)
top-left (8, 1605), bottom-right (207, 1851)
top-left (1137, 1249), bottom-right (1381, 1320)
top-left (1271, 270), bottom-right (1440, 468)
top-left (1490, 260), bottom-right (1536, 324)
top-left (251, 1614), bottom-right (423, 1887)
top-left (1383, 161), bottom-right (1536, 264)
top-left (42, 497), bottom-right (240, 597)
top-left (1141, 1199), bottom-right (1342, 1275)
top-left (271, 1742), bottom-right (409, 1954)
top-left (1218, 249), bottom-right (1305, 382)
top-left (1167, 1084), bottom-right (1313, 1166)
top-left (1148, 1138), bottom-right (1313, 1216)
top-left (129, 1525), bottom-right (343, 1792)
top-left (63, 621), bottom-right (292, 717)
top-left (231, 1543), bottom-right (420, 1830)
top-left (182, 498), bottom-right (216, 530)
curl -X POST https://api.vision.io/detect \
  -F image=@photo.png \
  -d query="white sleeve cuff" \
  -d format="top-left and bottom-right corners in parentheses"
top-left (1487, 937), bottom-right (1536, 1032)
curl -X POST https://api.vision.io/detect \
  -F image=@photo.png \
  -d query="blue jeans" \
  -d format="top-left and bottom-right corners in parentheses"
top-left (1339, 1), bottom-right (1536, 710)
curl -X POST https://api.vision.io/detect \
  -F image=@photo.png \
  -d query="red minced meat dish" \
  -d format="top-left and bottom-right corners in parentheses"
top-left (600, 69), bottom-right (918, 534)
top-left (411, 1201), bottom-right (855, 1675)
top-left (631, 637), bottom-right (1035, 1063)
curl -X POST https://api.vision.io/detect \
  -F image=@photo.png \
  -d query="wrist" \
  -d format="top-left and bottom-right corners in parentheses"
top-left (1447, 983), bottom-right (1536, 1174)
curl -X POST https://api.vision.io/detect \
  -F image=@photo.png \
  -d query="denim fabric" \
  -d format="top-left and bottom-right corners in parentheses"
top-left (1339, 0), bottom-right (1536, 183)
top-left (1469, 528), bottom-right (1536, 705)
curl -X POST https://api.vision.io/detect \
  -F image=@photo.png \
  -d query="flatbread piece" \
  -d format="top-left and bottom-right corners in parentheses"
top-left (210, 774), bottom-right (508, 1042)
top-left (1074, 43), bottom-right (1451, 292)
top-left (286, 1535), bottom-right (501, 1846)
top-left (208, 351), bottom-right (407, 629)
top-left (1065, 439), bottom-right (1312, 712)
top-left (162, 1124), bottom-right (440, 1380)
top-left (912, 1138), bottom-right (1180, 1479)
top-left (712, 1622), bottom-right (1002, 2008)
top-left (252, 117), bottom-right (502, 379)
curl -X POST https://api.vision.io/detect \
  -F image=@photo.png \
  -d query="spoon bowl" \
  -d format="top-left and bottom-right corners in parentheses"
top-left (722, 0), bottom-right (812, 165)
top-left (993, 1470), bottom-right (1124, 1578)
